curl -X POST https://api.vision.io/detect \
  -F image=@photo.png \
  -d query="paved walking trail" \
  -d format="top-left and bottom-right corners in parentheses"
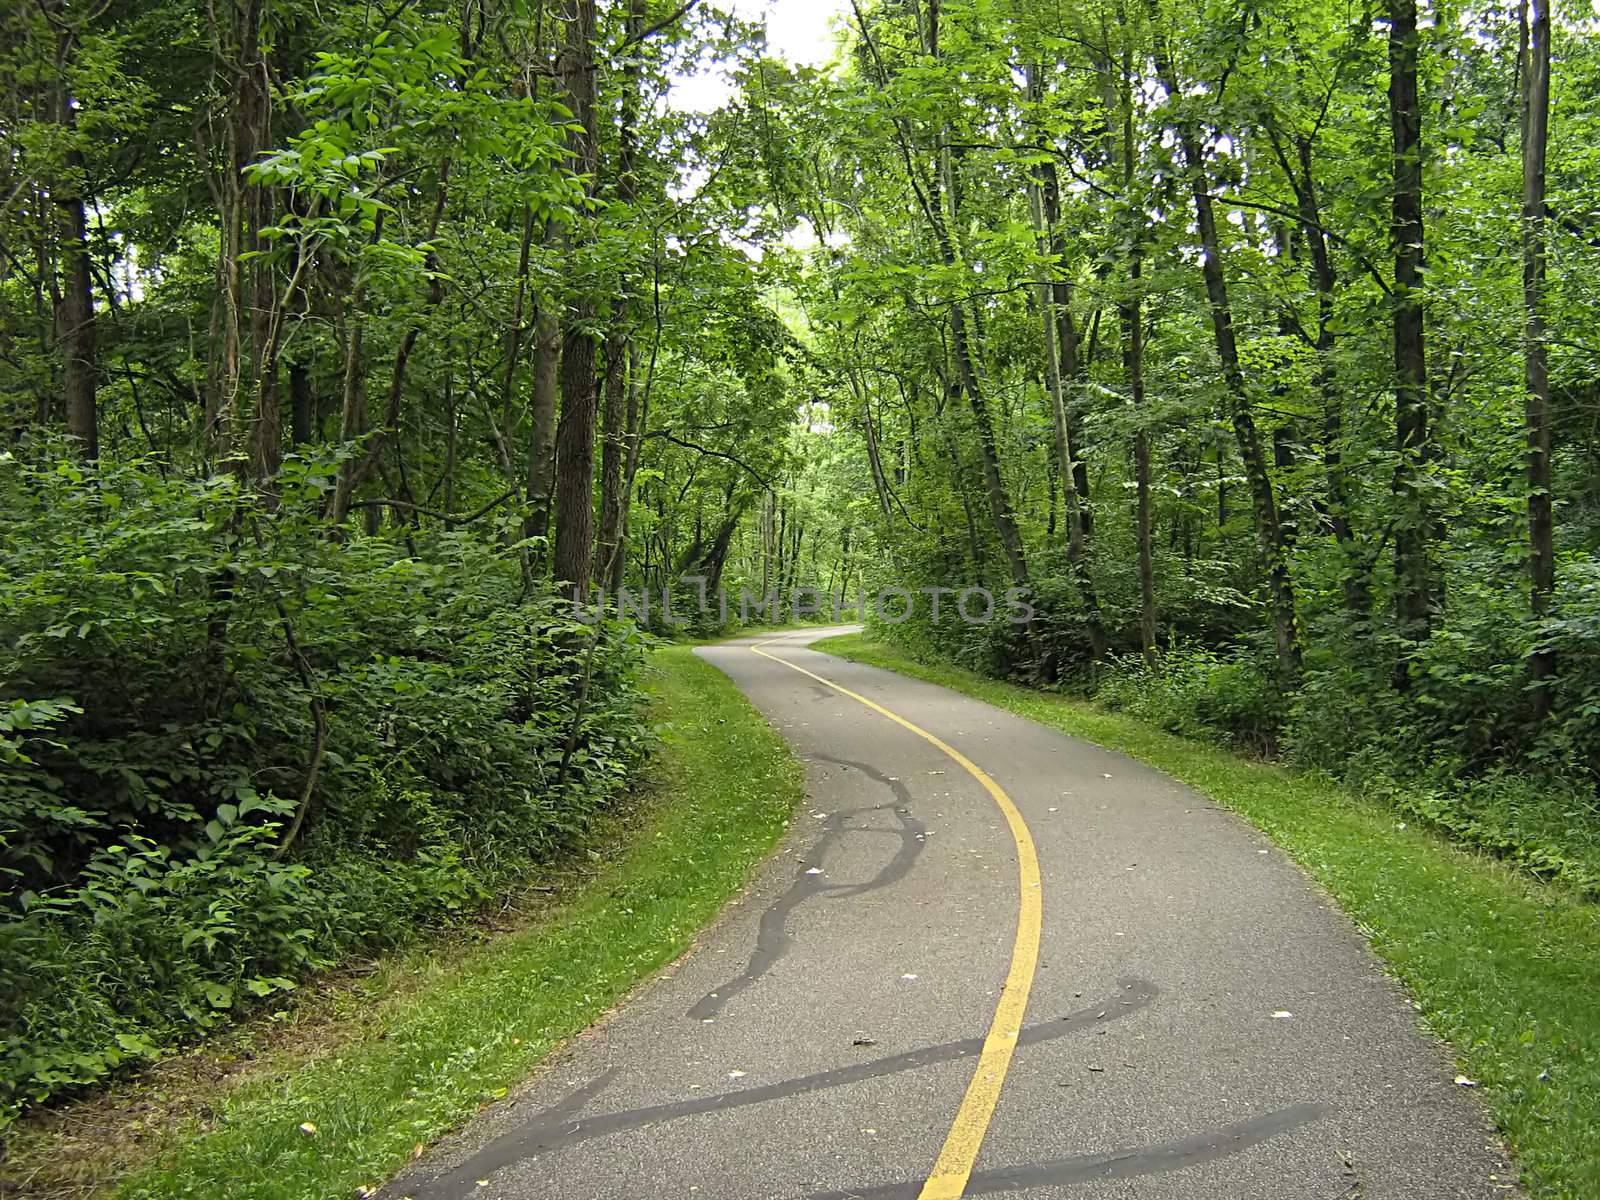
top-left (389, 628), bottom-right (1515, 1199)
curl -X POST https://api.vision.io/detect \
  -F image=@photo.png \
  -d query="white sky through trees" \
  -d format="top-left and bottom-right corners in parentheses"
top-left (669, 0), bottom-right (850, 112)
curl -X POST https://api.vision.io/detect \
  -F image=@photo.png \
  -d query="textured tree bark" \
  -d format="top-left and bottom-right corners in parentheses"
top-left (525, 263), bottom-right (561, 553)
top-left (1521, 0), bottom-right (1555, 711)
top-left (51, 25), bottom-right (96, 460)
top-left (595, 0), bottom-right (645, 589)
top-left (609, 337), bottom-right (646, 593)
top-left (1389, 0), bottom-right (1433, 683)
top-left (551, 0), bottom-right (600, 600)
top-left (56, 173), bottom-right (96, 460)
top-left (596, 340), bottom-right (629, 584)
top-left (205, 0), bottom-right (269, 467)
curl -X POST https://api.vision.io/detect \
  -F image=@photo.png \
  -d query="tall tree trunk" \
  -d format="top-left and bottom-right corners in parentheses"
top-left (596, 339), bottom-right (629, 584)
top-left (510, 3), bottom-right (555, 564)
top-left (1270, 128), bottom-right (1370, 616)
top-left (1389, 0), bottom-right (1433, 682)
top-left (501, 205), bottom-right (537, 455)
top-left (51, 26), bottom-right (96, 460)
top-left (328, 212), bottom-right (384, 525)
top-left (206, 0), bottom-right (267, 467)
top-left (56, 168), bottom-right (95, 460)
top-left (852, 0), bottom-right (1029, 588)
top-left (610, 337), bottom-right (646, 593)
top-left (1521, 0), bottom-right (1555, 711)
top-left (1122, 277), bottom-right (1157, 665)
top-left (853, 372), bottom-right (899, 540)
top-left (551, 0), bottom-right (599, 599)
top-left (525, 261), bottom-right (560, 554)
top-left (1026, 67), bottom-right (1107, 657)
top-left (1150, 22), bottom-right (1301, 683)
top-left (595, 0), bottom-right (644, 588)
top-left (1114, 54), bottom-right (1157, 663)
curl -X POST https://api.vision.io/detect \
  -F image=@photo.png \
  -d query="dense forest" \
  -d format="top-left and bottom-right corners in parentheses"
top-left (2, 0), bottom-right (1597, 1136)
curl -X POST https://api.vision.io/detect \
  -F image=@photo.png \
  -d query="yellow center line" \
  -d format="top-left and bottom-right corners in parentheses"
top-left (750, 636), bottom-right (1043, 1200)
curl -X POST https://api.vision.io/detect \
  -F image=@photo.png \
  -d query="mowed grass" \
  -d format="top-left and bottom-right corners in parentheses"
top-left (814, 633), bottom-right (1600, 1199)
top-left (107, 645), bottom-right (802, 1200)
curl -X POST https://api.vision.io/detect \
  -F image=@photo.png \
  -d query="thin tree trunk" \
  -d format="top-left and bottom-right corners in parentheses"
top-left (1026, 66), bottom-right (1107, 657)
top-left (442, 369), bottom-right (458, 526)
top-left (328, 211), bottom-right (383, 525)
top-left (1122, 266), bottom-right (1157, 664)
top-left (596, 339), bottom-right (628, 583)
top-left (205, 0), bottom-right (267, 466)
top-left (1114, 52), bottom-right (1157, 662)
top-left (1150, 21), bottom-right (1300, 684)
top-left (51, 26), bottom-right (96, 460)
top-left (372, 166), bottom-right (450, 512)
top-left (501, 204), bottom-right (536, 448)
top-left (551, 0), bottom-right (599, 599)
top-left (525, 268), bottom-right (560, 552)
top-left (851, 0), bottom-right (1029, 588)
top-left (855, 373), bottom-right (898, 537)
top-left (1389, 0), bottom-right (1433, 681)
top-left (594, 0), bottom-right (645, 588)
top-left (1521, 0), bottom-right (1555, 711)
top-left (1119, 283), bottom-right (1157, 667)
top-left (611, 336), bottom-right (648, 592)
top-left (1269, 127), bottom-right (1370, 616)
top-left (57, 171), bottom-right (95, 460)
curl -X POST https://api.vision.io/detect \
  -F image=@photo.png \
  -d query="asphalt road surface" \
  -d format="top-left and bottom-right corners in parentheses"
top-left (388, 627), bottom-right (1516, 1200)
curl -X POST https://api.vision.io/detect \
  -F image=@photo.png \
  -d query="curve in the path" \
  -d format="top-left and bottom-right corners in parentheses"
top-left (748, 635), bottom-right (1045, 1200)
top-left (386, 626), bottom-right (1514, 1200)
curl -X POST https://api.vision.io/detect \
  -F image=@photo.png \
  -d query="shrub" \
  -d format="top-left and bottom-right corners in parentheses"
top-left (1095, 642), bottom-right (1282, 755)
top-left (0, 453), bottom-right (648, 1125)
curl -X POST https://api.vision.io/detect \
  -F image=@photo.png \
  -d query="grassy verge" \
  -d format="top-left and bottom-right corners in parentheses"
top-left (3, 646), bottom-right (801, 1200)
top-left (815, 633), bottom-right (1600, 1199)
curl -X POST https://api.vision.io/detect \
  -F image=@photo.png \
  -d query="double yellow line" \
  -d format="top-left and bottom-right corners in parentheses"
top-left (750, 637), bottom-right (1043, 1199)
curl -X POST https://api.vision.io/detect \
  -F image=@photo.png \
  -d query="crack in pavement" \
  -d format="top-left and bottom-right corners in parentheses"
top-left (395, 979), bottom-right (1158, 1199)
top-left (687, 755), bottom-right (926, 1021)
top-left (804, 1102), bottom-right (1334, 1198)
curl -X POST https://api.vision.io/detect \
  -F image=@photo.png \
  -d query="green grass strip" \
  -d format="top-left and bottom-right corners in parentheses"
top-left (814, 633), bottom-right (1600, 1199)
top-left (120, 645), bottom-right (802, 1200)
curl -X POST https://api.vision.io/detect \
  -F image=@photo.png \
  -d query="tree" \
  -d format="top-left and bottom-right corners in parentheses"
top-left (1521, 0), bottom-right (1554, 711)
top-left (1388, 0), bottom-right (1432, 682)
top-left (552, 0), bottom-right (600, 600)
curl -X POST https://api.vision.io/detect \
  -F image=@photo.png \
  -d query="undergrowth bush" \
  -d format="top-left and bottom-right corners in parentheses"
top-left (1094, 642), bottom-right (1282, 755)
top-left (0, 453), bottom-right (648, 1126)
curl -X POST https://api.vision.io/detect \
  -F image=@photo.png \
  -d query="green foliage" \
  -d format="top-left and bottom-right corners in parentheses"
top-left (105, 646), bottom-right (800, 1200)
top-left (1095, 643), bottom-right (1282, 755)
top-left (779, 0), bottom-right (1600, 940)
top-left (0, 453), bottom-right (648, 1125)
